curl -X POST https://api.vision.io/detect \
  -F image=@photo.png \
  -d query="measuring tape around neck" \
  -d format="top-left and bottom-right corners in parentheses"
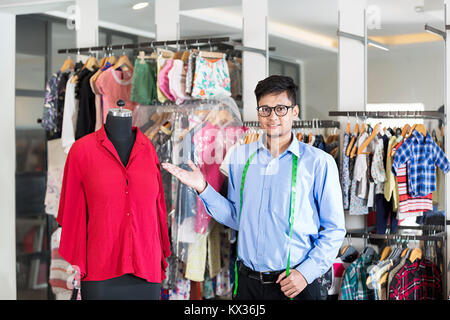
top-left (233, 150), bottom-right (299, 297)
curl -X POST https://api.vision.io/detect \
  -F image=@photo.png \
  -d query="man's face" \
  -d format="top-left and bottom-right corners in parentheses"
top-left (257, 91), bottom-right (299, 138)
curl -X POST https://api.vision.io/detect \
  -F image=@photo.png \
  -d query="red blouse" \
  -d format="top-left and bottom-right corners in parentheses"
top-left (56, 126), bottom-right (171, 282)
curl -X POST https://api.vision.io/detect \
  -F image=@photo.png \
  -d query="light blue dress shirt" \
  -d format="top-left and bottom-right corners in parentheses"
top-left (198, 133), bottom-right (346, 284)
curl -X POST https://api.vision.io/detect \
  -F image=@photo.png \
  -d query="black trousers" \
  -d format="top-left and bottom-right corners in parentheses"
top-left (233, 269), bottom-right (321, 300)
top-left (81, 274), bottom-right (161, 300)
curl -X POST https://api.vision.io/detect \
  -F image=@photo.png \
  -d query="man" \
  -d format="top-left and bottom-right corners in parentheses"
top-left (162, 75), bottom-right (345, 300)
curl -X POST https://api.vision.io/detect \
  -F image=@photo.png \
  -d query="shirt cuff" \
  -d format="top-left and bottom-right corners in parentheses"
top-left (295, 258), bottom-right (321, 285)
top-left (197, 182), bottom-right (214, 200)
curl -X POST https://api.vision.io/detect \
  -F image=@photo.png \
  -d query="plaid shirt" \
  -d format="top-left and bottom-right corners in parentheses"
top-left (340, 253), bottom-right (377, 300)
top-left (392, 130), bottom-right (450, 197)
top-left (388, 258), bottom-right (442, 300)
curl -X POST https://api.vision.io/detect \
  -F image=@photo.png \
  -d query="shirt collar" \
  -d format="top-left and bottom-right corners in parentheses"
top-left (96, 125), bottom-right (147, 166)
top-left (96, 125), bottom-right (146, 146)
top-left (256, 131), bottom-right (300, 158)
top-left (411, 128), bottom-right (431, 143)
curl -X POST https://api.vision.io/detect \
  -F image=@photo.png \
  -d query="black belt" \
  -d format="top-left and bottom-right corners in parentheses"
top-left (239, 263), bottom-right (285, 284)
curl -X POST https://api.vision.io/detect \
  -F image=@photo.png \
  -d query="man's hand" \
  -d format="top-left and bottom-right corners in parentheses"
top-left (161, 160), bottom-right (207, 194)
top-left (276, 269), bottom-right (308, 299)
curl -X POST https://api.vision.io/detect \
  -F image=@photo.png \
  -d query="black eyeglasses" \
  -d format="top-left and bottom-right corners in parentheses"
top-left (257, 104), bottom-right (295, 117)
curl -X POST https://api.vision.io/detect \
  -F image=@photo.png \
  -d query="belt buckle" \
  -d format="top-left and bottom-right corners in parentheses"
top-left (259, 271), bottom-right (274, 284)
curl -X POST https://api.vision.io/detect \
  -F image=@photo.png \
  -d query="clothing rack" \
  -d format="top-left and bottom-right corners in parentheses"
top-left (242, 120), bottom-right (341, 129)
top-left (56, 36), bottom-right (276, 58)
top-left (329, 110), bottom-right (445, 121)
top-left (57, 37), bottom-right (232, 54)
top-left (345, 230), bottom-right (447, 241)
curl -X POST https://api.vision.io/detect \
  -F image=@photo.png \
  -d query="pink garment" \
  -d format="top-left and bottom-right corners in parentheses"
top-left (95, 67), bottom-right (138, 123)
top-left (168, 59), bottom-right (187, 105)
top-left (158, 59), bottom-right (176, 102)
top-left (193, 122), bottom-right (243, 233)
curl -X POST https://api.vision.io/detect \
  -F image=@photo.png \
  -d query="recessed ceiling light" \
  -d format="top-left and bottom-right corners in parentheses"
top-left (132, 2), bottom-right (149, 10)
top-left (414, 5), bottom-right (424, 13)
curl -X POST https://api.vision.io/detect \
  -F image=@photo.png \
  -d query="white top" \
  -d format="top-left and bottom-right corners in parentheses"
top-left (61, 74), bottom-right (79, 154)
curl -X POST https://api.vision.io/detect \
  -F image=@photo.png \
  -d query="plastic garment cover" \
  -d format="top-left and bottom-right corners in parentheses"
top-left (133, 97), bottom-right (244, 288)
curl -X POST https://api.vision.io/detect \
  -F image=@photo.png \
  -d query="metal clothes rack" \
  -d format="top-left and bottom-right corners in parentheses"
top-left (328, 110), bottom-right (445, 121)
top-left (346, 229), bottom-right (447, 242)
top-left (243, 120), bottom-right (341, 129)
top-left (56, 36), bottom-right (275, 57)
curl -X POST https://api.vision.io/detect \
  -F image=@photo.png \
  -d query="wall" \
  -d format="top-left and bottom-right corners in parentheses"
top-left (0, 12), bottom-right (17, 300)
top-left (367, 42), bottom-right (445, 111)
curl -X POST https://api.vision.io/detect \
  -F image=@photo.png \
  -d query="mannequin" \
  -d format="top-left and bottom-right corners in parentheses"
top-left (80, 100), bottom-right (161, 300)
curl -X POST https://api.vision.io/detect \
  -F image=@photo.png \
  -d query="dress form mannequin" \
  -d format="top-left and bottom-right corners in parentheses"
top-left (80, 100), bottom-right (161, 300)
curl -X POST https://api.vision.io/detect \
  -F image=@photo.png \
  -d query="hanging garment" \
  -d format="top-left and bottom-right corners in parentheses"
top-left (56, 71), bottom-right (70, 135)
top-left (57, 126), bottom-right (170, 283)
top-left (371, 137), bottom-right (386, 195)
top-left (396, 162), bottom-right (432, 218)
top-left (130, 58), bottom-right (158, 105)
top-left (367, 259), bottom-right (393, 300)
top-left (42, 71), bottom-right (64, 136)
top-left (184, 235), bottom-right (207, 282)
top-left (349, 177), bottom-right (369, 215)
top-left (49, 228), bottom-right (80, 300)
top-left (61, 74), bottom-right (79, 154)
top-left (168, 59), bottom-right (188, 105)
top-left (353, 132), bottom-right (371, 200)
top-left (386, 254), bottom-right (408, 300)
top-left (158, 59), bottom-right (176, 102)
top-left (375, 194), bottom-right (398, 234)
top-left (193, 123), bottom-right (242, 234)
top-left (388, 258), bottom-right (442, 300)
top-left (185, 51), bottom-right (198, 95)
top-left (44, 138), bottom-right (68, 217)
top-left (339, 250), bottom-right (378, 300)
top-left (75, 68), bottom-right (98, 139)
top-left (89, 61), bottom-right (112, 131)
top-left (384, 136), bottom-right (399, 213)
top-left (392, 129), bottom-right (450, 197)
top-left (191, 56), bottom-right (231, 99)
top-left (95, 67), bottom-right (137, 124)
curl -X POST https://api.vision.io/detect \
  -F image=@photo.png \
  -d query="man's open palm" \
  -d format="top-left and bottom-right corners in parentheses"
top-left (161, 160), bottom-right (207, 193)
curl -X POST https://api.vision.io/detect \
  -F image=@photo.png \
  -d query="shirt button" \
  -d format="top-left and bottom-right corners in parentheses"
top-left (125, 190), bottom-right (129, 194)
top-left (126, 212), bottom-right (130, 216)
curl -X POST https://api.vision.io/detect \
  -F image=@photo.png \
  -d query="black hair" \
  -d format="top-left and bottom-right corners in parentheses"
top-left (254, 75), bottom-right (298, 106)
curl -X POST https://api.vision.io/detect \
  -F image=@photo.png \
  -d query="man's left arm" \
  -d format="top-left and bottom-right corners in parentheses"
top-left (277, 153), bottom-right (346, 298)
top-left (296, 154), bottom-right (346, 284)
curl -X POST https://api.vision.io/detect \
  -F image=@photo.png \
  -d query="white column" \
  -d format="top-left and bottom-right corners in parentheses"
top-left (75, 0), bottom-right (98, 49)
top-left (154, 0), bottom-right (179, 41)
top-left (444, 0), bottom-right (450, 300)
top-left (242, 0), bottom-right (268, 121)
top-left (0, 12), bottom-right (17, 300)
top-left (338, 0), bottom-right (367, 241)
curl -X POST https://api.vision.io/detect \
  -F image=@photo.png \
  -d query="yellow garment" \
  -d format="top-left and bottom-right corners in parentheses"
top-left (384, 136), bottom-right (399, 212)
top-left (185, 235), bottom-right (207, 282)
top-left (156, 56), bottom-right (168, 103)
top-left (207, 221), bottom-right (222, 278)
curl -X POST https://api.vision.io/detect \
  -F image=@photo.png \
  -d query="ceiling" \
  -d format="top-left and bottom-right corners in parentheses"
top-left (1, 0), bottom-right (446, 61)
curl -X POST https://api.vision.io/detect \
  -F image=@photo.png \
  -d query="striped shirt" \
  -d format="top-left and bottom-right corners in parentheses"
top-left (392, 129), bottom-right (450, 197)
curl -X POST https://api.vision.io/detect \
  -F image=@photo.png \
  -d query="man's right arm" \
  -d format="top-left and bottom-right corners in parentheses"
top-left (197, 175), bottom-right (239, 230)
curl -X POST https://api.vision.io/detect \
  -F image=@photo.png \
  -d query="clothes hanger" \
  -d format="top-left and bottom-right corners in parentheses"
top-left (380, 245), bottom-right (392, 261)
top-left (60, 53), bottom-right (74, 72)
top-left (346, 121), bottom-right (358, 156)
top-left (413, 124), bottom-right (427, 137)
top-left (357, 122), bottom-right (381, 156)
top-left (113, 46), bottom-right (134, 71)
